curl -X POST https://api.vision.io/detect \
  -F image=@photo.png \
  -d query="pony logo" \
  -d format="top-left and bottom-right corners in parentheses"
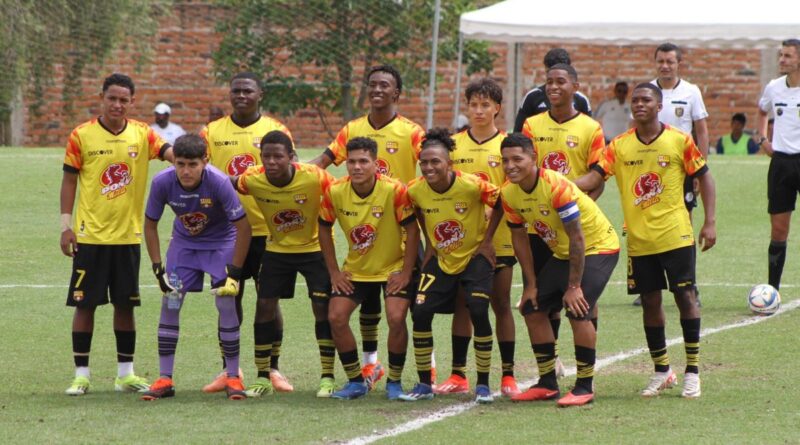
top-left (272, 209), bottom-right (305, 233)
top-left (533, 220), bottom-right (557, 248)
top-left (349, 224), bottom-right (377, 255)
top-left (541, 151), bottom-right (571, 175)
top-left (433, 220), bottom-right (465, 253)
top-left (566, 135), bottom-right (579, 148)
top-left (474, 172), bottom-right (490, 182)
top-left (226, 153), bottom-right (257, 176)
top-left (376, 159), bottom-right (390, 175)
top-left (454, 202), bottom-right (468, 214)
top-left (179, 212), bottom-right (209, 235)
top-left (487, 155), bottom-right (501, 168)
top-left (100, 163), bottom-right (132, 199)
top-left (633, 172), bottom-right (664, 207)
top-left (385, 141), bottom-right (399, 154)
top-left (371, 206), bottom-right (383, 218)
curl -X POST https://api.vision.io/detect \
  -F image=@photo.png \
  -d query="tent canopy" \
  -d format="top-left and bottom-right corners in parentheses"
top-left (460, 0), bottom-right (798, 47)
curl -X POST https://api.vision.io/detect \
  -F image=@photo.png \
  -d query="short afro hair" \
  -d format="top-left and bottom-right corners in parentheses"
top-left (260, 130), bottom-right (294, 155)
top-left (543, 48), bottom-right (571, 68)
top-left (421, 127), bottom-right (456, 152)
top-left (367, 64), bottom-right (403, 93)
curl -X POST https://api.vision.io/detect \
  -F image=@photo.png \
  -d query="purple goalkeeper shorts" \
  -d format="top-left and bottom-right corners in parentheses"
top-left (165, 245), bottom-right (234, 293)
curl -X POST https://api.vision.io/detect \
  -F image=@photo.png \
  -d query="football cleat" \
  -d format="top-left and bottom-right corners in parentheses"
top-left (225, 376), bottom-right (247, 400)
top-left (244, 377), bottom-right (274, 398)
top-left (641, 369), bottom-right (678, 397)
top-left (331, 381), bottom-right (368, 400)
top-left (362, 362), bottom-right (385, 391)
top-left (511, 386), bottom-right (560, 402)
top-left (682, 373), bottom-right (701, 398)
top-left (433, 374), bottom-right (470, 394)
top-left (557, 390), bottom-right (594, 407)
top-left (270, 369), bottom-right (294, 392)
top-left (114, 374), bottom-right (150, 393)
top-left (316, 377), bottom-right (336, 398)
top-left (398, 383), bottom-right (434, 401)
top-left (203, 368), bottom-right (243, 393)
top-left (386, 381), bottom-right (404, 401)
top-left (65, 376), bottom-right (90, 396)
top-left (500, 375), bottom-right (521, 397)
top-left (474, 384), bottom-right (494, 404)
top-left (141, 377), bottom-right (175, 401)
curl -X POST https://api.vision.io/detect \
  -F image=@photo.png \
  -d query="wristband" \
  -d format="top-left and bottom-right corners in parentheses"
top-left (226, 264), bottom-right (243, 280)
top-left (61, 213), bottom-right (72, 233)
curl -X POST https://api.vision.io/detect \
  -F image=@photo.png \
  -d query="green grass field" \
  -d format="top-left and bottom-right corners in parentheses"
top-left (1, 148), bottom-right (799, 444)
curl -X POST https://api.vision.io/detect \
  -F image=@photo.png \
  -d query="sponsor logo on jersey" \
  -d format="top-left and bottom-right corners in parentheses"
top-left (100, 162), bottom-right (132, 199)
top-left (633, 172), bottom-right (664, 208)
top-left (376, 159), bottom-right (390, 175)
top-left (538, 204), bottom-right (550, 216)
top-left (371, 206), bottom-right (383, 218)
top-left (533, 220), bottom-right (557, 248)
top-left (541, 151), bottom-right (571, 175)
top-left (179, 212), bottom-right (209, 235)
top-left (226, 153), bottom-right (257, 175)
top-left (294, 194), bottom-right (307, 204)
top-left (674, 107), bottom-right (684, 117)
top-left (386, 141), bottom-right (399, 154)
top-left (454, 202), bottom-right (468, 214)
top-left (433, 219), bottom-right (465, 253)
top-left (474, 171), bottom-right (490, 182)
top-left (127, 145), bottom-right (139, 159)
top-left (487, 155), bottom-right (501, 168)
top-left (349, 224), bottom-right (377, 254)
top-left (566, 135), bottom-right (579, 148)
top-left (657, 155), bottom-right (670, 168)
top-left (272, 209), bottom-right (306, 233)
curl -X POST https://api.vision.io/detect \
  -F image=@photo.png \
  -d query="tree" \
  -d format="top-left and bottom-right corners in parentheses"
top-left (0, 0), bottom-right (169, 143)
top-left (213, 0), bottom-right (496, 138)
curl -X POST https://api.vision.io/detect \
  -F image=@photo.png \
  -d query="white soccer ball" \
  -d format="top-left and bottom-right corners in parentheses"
top-left (747, 284), bottom-right (781, 315)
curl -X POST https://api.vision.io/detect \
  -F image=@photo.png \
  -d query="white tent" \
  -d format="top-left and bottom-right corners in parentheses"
top-left (453, 0), bottom-right (799, 126)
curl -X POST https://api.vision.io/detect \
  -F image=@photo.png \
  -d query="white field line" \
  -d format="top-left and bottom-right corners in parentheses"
top-left (344, 299), bottom-right (800, 445)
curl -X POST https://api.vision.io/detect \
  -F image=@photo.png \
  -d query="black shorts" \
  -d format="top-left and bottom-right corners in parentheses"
top-left (257, 250), bottom-right (330, 301)
top-left (521, 234), bottom-right (553, 287)
top-left (683, 176), bottom-right (697, 211)
top-left (332, 277), bottom-right (417, 304)
top-left (415, 255), bottom-right (493, 314)
top-left (242, 236), bottom-right (267, 281)
top-left (767, 152), bottom-right (800, 214)
top-left (627, 246), bottom-right (695, 295)
top-left (495, 255), bottom-right (517, 272)
top-left (522, 252), bottom-right (618, 320)
top-left (66, 244), bottom-right (141, 308)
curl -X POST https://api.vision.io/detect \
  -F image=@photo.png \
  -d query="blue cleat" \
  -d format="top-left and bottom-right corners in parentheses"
top-left (331, 381), bottom-right (368, 400)
top-left (386, 381), bottom-right (404, 400)
top-left (397, 383), bottom-right (434, 402)
top-left (474, 384), bottom-right (494, 404)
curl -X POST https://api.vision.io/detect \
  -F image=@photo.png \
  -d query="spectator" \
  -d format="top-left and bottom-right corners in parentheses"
top-left (594, 81), bottom-right (631, 142)
top-left (715, 113), bottom-right (759, 155)
top-left (150, 103), bottom-right (186, 145)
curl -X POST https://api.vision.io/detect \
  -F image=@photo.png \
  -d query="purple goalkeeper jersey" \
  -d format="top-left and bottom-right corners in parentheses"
top-left (146, 164), bottom-right (246, 249)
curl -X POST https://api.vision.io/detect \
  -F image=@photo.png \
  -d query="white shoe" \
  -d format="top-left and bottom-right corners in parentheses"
top-left (641, 369), bottom-right (677, 397)
top-left (555, 357), bottom-right (566, 378)
top-left (682, 373), bottom-right (701, 398)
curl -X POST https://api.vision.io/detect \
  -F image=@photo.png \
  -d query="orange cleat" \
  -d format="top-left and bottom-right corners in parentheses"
top-left (433, 374), bottom-right (470, 394)
top-left (141, 377), bottom-right (175, 401)
top-left (270, 369), bottom-right (294, 392)
top-left (511, 386), bottom-right (560, 402)
top-left (500, 376), bottom-right (521, 397)
top-left (557, 391), bottom-right (594, 407)
top-left (361, 362), bottom-right (385, 390)
top-left (203, 368), bottom-right (243, 393)
top-left (225, 376), bottom-right (247, 400)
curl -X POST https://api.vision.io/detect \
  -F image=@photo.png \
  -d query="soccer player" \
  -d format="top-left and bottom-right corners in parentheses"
top-left (436, 78), bottom-right (519, 397)
top-left (60, 73), bottom-right (172, 395)
top-left (577, 83), bottom-right (716, 398)
top-left (755, 38), bottom-right (800, 291)
top-left (319, 137), bottom-right (420, 400)
top-left (234, 130), bottom-right (337, 397)
top-left (141, 134), bottom-right (251, 400)
top-left (200, 72), bottom-right (295, 393)
top-left (513, 48), bottom-right (592, 132)
top-left (499, 133), bottom-right (619, 406)
top-left (521, 63), bottom-right (606, 377)
top-left (311, 64), bottom-right (425, 385)
top-left (399, 128), bottom-right (502, 404)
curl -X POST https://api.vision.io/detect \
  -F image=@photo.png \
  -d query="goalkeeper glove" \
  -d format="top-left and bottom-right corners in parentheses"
top-left (152, 262), bottom-right (176, 294)
top-left (212, 264), bottom-right (243, 297)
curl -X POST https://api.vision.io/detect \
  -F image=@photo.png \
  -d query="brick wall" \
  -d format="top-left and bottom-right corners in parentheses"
top-left (21, 2), bottom-right (770, 149)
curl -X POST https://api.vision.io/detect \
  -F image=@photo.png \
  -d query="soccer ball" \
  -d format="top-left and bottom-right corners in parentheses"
top-left (747, 284), bottom-right (781, 315)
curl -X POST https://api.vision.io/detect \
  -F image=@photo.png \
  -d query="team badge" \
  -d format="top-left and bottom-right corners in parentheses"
top-left (538, 204), bottom-right (550, 216)
top-left (386, 141), bottom-right (399, 154)
top-left (566, 135), bottom-right (579, 148)
top-left (455, 202), bottom-right (468, 214)
top-left (433, 219), bottom-right (465, 253)
top-left (226, 153), bottom-right (257, 175)
top-left (777, 108), bottom-right (783, 116)
top-left (371, 206), bottom-right (384, 218)
top-left (349, 224), bottom-right (377, 255)
top-left (377, 159), bottom-right (390, 175)
top-left (415, 294), bottom-right (426, 305)
top-left (657, 155), bottom-right (670, 168)
top-left (200, 198), bottom-right (213, 208)
top-left (73, 290), bottom-right (84, 302)
top-left (294, 194), bottom-right (307, 204)
top-left (127, 145), bottom-right (139, 159)
top-left (253, 137), bottom-right (262, 149)
top-left (674, 107), bottom-right (684, 117)
top-left (633, 172), bottom-right (664, 208)
top-left (272, 209), bottom-right (306, 233)
top-left (100, 163), bottom-right (132, 200)
top-left (541, 151), bottom-right (571, 175)
top-left (487, 155), bottom-right (501, 168)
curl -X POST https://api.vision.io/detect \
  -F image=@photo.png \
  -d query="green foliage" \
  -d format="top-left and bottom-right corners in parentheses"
top-left (212, 0), bottom-right (497, 133)
top-left (0, 0), bottom-right (169, 122)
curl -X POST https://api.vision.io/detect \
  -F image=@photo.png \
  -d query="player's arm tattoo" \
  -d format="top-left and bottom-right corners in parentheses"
top-left (563, 218), bottom-right (586, 287)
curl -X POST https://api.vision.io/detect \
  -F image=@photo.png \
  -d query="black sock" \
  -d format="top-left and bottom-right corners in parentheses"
top-left (254, 321), bottom-right (275, 379)
top-left (532, 342), bottom-right (558, 390)
top-left (451, 335), bottom-right (471, 378)
top-left (114, 330), bottom-right (135, 363)
top-left (315, 321), bottom-right (335, 379)
top-left (72, 331), bottom-right (92, 367)
top-left (387, 351), bottom-right (406, 383)
top-left (498, 341), bottom-right (515, 377)
top-left (338, 349), bottom-right (364, 383)
top-left (768, 240), bottom-right (787, 290)
top-left (574, 345), bottom-right (595, 395)
top-left (644, 326), bottom-right (669, 373)
top-left (680, 318), bottom-right (701, 374)
top-left (271, 329), bottom-right (283, 370)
